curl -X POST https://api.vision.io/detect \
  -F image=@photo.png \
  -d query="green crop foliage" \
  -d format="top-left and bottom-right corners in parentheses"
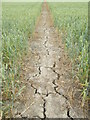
top-left (49, 2), bottom-right (89, 105)
top-left (2, 2), bottom-right (42, 117)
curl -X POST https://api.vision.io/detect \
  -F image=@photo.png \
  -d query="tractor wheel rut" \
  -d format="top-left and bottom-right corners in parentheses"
top-left (13, 3), bottom-right (86, 119)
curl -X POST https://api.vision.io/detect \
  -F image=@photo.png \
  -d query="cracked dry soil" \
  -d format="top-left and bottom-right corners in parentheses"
top-left (13, 3), bottom-right (87, 119)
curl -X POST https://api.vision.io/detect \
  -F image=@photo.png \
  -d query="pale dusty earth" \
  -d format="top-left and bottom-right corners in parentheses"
top-left (12, 3), bottom-right (88, 119)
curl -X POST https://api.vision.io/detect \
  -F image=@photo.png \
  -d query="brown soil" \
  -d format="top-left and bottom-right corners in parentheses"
top-left (12, 3), bottom-right (87, 119)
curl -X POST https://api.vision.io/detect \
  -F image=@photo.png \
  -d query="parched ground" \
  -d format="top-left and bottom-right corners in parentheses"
top-left (13, 3), bottom-right (87, 119)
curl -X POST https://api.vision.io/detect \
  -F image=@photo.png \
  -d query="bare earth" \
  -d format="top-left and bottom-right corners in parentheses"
top-left (13, 3), bottom-right (87, 119)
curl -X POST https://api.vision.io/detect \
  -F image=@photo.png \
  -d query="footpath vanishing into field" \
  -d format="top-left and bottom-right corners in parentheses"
top-left (13, 3), bottom-right (87, 118)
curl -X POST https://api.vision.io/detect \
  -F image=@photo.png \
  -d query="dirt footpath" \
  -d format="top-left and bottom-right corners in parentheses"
top-left (13, 3), bottom-right (87, 119)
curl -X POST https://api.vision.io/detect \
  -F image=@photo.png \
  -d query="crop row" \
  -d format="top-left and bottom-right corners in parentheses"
top-left (49, 2), bottom-right (89, 105)
top-left (1, 3), bottom-right (42, 117)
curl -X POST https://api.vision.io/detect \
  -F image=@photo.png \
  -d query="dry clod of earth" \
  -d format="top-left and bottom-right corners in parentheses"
top-left (13, 3), bottom-right (87, 119)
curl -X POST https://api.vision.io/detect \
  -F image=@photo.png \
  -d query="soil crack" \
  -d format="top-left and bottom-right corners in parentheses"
top-left (67, 108), bottom-right (74, 120)
top-left (39, 66), bottom-right (42, 75)
top-left (31, 83), bottom-right (40, 95)
top-left (52, 79), bottom-right (68, 100)
top-left (42, 97), bottom-right (47, 119)
top-left (51, 68), bottom-right (60, 80)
